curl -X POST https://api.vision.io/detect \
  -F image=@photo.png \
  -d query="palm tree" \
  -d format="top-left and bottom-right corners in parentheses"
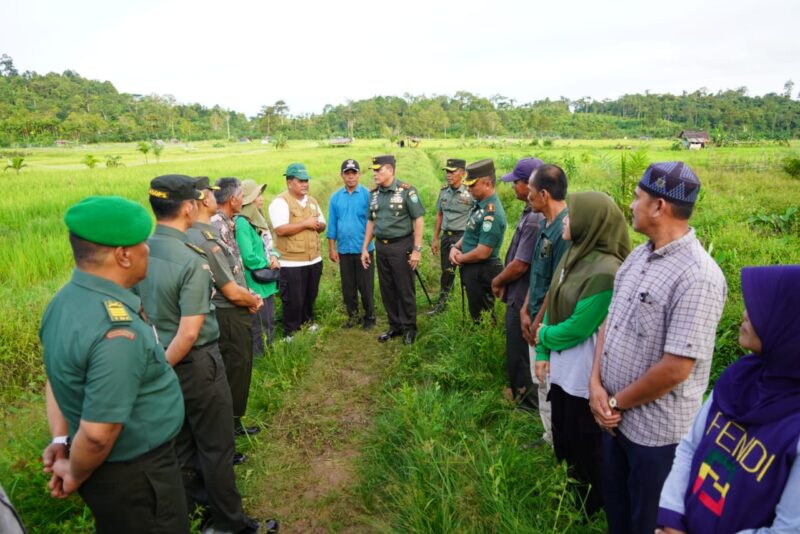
top-left (137, 141), bottom-right (151, 164)
top-left (4, 156), bottom-right (27, 174)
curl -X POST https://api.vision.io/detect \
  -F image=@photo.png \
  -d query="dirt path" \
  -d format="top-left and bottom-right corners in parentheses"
top-left (247, 326), bottom-right (395, 533)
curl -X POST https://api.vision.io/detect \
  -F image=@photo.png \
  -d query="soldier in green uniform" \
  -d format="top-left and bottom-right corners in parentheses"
top-left (188, 177), bottom-right (263, 440)
top-left (428, 158), bottom-right (472, 315)
top-left (40, 195), bottom-right (189, 534)
top-left (135, 175), bottom-right (265, 533)
top-left (361, 154), bottom-right (425, 344)
top-left (449, 159), bottom-right (507, 322)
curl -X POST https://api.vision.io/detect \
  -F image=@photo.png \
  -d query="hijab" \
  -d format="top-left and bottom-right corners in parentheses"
top-left (546, 191), bottom-right (631, 325)
top-left (239, 201), bottom-right (270, 233)
top-left (714, 265), bottom-right (800, 424)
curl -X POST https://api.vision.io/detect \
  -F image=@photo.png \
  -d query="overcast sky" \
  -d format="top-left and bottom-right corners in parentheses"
top-left (3, 0), bottom-right (798, 117)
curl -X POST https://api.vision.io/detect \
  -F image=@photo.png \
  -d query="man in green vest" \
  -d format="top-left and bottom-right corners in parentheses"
top-left (429, 158), bottom-right (471, 315)
top-left (189, 177), bottom-right (263, 441)
top-left (41, 195), bottom-right (189, 533)
top-left (268, 162), bottom-right (326, 338)
top-left (136, 175), bottom-right (267, 533)
top-left (361, 155), bottom-right (425, 344)
top-left (449, 159), bottom-right (507, 322)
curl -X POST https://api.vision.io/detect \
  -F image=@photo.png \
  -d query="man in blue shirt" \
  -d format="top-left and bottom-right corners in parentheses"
top-left (328, 159), bottom-right (376, 329)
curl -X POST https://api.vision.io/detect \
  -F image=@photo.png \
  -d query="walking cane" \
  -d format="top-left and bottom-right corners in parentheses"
top-left (415, 268), bottom-right (433, 306)
top-left (460, 267), bottom-right (466, 326)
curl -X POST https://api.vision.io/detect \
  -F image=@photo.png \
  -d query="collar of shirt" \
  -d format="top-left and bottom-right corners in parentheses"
top-left (214, 210), bottom-right (235, 228)
top-left (70, 268), bottom-right (141, 311)
top-left (475, 192), bottom-right (498, 210)
top-left (155, 224), bottom-right (189, 243)
top-left (449, 184), bottom-right (466, 193)
top-left (192, 221), bottom-right (218, 235)
top-left (647, 227), bottom-right (696, 259)
top-left (542, 207), bottom-right (568, 238)
top-left (380, 179), bottom-right (399, 193)
top-left (339, 185), bottom-right (365, 196)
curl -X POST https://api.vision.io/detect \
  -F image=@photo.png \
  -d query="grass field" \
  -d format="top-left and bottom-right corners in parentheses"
top-left (1, 137), bottom-right (799, 532)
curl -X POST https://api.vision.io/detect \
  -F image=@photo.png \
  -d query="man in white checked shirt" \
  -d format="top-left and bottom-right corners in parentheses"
top-left (588, 162), bottom-right (727, 534)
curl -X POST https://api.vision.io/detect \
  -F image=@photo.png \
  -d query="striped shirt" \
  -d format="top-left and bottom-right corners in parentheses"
top-left (600, 228), bottom-right (727, 446)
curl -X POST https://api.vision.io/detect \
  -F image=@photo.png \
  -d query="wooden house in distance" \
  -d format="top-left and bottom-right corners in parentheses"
top-left (678, 130), bottom-right (710, 150)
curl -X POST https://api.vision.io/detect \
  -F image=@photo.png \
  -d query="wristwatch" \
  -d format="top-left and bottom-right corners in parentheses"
top-left (608, 396), bottom-right (623, 412)
top-left (51, 435), bottom-right (70, 446)
top-left (413, 245), bottom-right (423, 252)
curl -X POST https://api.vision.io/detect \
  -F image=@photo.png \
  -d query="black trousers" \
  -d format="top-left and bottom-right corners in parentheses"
top-left (251, 294), bottom-right (275, 355)
top-left (79, 440), bottom-right (189, 534)
top-left (438, 231), bottom-right (463, 300)
top-left (339, 252), bottom-right (375, 321)
top-left (460, 259), bottom-right (503, 322)
top-left (550, 384), bottom-right (604, 517)
top-left (375, 236), bottom-right (416, 332)
top-left (215, 307), bottom-right (253, 422)
top-left (278, 262), bottom-right (323, 335)
top-left (173, 343), bottom-right (246, 532)
top-left (505, 303), bottom-right (535, 403)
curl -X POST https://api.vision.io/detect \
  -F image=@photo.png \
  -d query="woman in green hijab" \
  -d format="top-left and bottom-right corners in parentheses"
top-left (534, 191), bottom-right (630, 517)
top-left (235, 179), bottom-right (280, 354)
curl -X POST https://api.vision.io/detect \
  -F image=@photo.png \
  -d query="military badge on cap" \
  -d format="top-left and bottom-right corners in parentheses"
top-left (442, 158), bottom-right (467, 172)
top-left (463, 159), bottom-right (495, 186)
top-left (371, 154), bottom-right (396, 170)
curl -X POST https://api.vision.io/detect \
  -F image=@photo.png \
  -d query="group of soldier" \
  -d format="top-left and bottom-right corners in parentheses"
top-left (39, 150), bottom-right (730, 534)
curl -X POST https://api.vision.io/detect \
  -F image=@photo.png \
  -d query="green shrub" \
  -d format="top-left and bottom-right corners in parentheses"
top-left (781, 156), bottom-right (800, 178)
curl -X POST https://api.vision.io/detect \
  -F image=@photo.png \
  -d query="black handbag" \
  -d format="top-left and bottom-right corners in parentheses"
top-left (250, 267), bottom-right (280, 283)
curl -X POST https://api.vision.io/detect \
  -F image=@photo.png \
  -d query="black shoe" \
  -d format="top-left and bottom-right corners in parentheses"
top-left (362, 319), bottom-right (376, 330)
top-left (236, 517), bottom-right (279, 534)
top-left (378, 330), bottom-right (402, 342)
top-left (232, 452), bottom-right (247, 465)
top-left (343, 316), bottom-right (359, 329)
top-left (235, 425), bottom-right (261, 437)
top-left (403, 330), bottom-right (417, 345)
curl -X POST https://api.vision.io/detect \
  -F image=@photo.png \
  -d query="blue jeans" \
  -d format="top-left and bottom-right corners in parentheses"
top-left (602, 430), bottom-right (677, 534)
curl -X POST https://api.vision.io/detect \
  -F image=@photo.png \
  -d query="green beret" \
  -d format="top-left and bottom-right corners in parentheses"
top-left (65, 195), bottom-right (153, 246)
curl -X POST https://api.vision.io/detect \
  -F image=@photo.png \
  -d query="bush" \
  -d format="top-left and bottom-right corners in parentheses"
top-left (82, 154), bottom-right (99, 169)
top-left (781, 156), bottom-right (800, 179)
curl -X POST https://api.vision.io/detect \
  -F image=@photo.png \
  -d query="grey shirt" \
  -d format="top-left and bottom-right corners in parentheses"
top-left (435, 184), bottom-right (472, 231)
top-left (600, 228), bottom-right (727, 447)
top-left (502, 206), bottom-right (544, 310)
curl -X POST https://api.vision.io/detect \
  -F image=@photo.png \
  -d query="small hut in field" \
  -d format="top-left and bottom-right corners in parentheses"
top-left (329, 137), bottom-right (353, 147)
top-left (678, 130), bottom-right (710, 150)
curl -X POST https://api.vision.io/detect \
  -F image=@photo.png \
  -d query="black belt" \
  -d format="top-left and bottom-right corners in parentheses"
top-left (375, 235), bottom-right (412, 245)
top-left (443, 230), bottom-right (464, 237)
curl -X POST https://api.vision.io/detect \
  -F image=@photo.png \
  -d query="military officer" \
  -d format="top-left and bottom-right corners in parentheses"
top-left (134, 175), bottom-right (266, 533)
top-left (449, 159), bottom-right (507, 322)
top-left (41, 195), bottom-right (189, 533)
top-left (361, 154), bottom-right (425, 344)
top-left (429, 158), bottom-right (472, 315)
top-left (188, 177), bottom-right (263, 440)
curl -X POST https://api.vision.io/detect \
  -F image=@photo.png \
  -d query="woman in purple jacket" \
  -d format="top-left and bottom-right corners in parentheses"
top-left (657, 265), bottom-right (800, 533)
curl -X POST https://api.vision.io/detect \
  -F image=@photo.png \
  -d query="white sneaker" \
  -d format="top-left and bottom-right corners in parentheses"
top-left (308, 323), bottom-right (320, 333)
top-left (283, 335), bottom-right (293, 343)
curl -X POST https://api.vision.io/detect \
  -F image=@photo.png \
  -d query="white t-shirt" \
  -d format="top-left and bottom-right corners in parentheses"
top-left (268, 195), bottom-right (325, 267)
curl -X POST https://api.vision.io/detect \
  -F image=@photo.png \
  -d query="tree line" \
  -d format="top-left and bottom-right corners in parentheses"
top-left (1, 54), bottom-right (798, 146)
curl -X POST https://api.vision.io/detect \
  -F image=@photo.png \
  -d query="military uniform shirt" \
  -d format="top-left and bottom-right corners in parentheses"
top-left (435, 184), bottom-right (472, 231)
top-left (40, 269), bottom-right (184, 462)
top-left (460, 192), bottom-right (506, 260)
top-left (527, 207), bottom-right (570, 319)
top-left (137, 225), bottom-right (219, 348)
top-left (187, 221), bottom-right (248, 309)
top-left (368, 178), bottom-right (425, 239)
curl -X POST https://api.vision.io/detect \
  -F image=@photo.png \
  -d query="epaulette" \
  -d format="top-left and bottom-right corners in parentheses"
top-left (104, 300), bottom-right (132, 324)
top-left (202, 230), bottom-right (215, 240)
top-left (487, 203), bottom-right (496, 212)
top-left (185, 242), bottom-right (206, 256)
top-left (440, 184), bottom-right (449, 190)
top-left (399, 182), bottom-right (411, 189)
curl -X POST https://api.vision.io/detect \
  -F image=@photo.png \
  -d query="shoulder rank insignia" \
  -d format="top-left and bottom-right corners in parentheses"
top-left (185, 242), bottom-right (206, 256)
top-left (487, 203), bottom-right (495, 212)
top-left (202, 230), bottom-right (215, 240)
top-left (440, 184), bottom-right (449, 190)
top-left (104, 300), bottom-right (132, 323)
top-left (399, 182), bottom-right (410, 189)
